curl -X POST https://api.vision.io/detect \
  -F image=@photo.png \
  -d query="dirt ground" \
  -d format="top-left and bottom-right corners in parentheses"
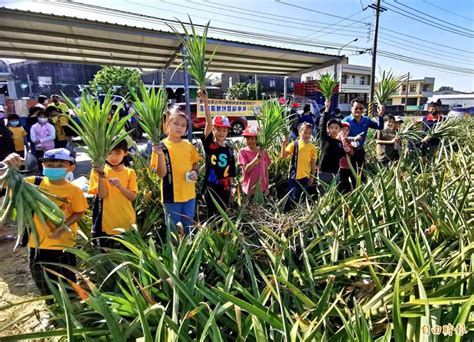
top-left (0, 231), bottom-right (48, 338)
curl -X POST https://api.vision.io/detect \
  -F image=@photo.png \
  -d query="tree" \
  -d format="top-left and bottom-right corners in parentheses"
top-left (437, 86), bottom-right (453, 92)
top-left (227, 81), bottom-right (263, 100)
top-left (89, 66), bottom-right (142, 96)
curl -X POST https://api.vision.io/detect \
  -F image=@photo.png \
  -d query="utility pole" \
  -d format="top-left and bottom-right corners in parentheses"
top-left (368, 0), bottom-right (386, 115)
top-left (404, 72), bottom-right (410, 113)
top-left (255, 74), bottom-right (258, 100)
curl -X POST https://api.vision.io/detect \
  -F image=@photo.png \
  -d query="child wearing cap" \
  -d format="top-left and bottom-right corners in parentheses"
top-left (281, 121), bottom-right (317, 211)
top-left (318, 100), bottom-right (349, 185)
top-left (338, 122), bottom-right (354, 193)
top-left (89, 139), bottom-right (138, 247)
top-left (150, 110), bottom-right (201, 234)
top-left (0, 148), bottom-right (88, 304)
top-left (375, 114), bottom-right (401, 165)
top-left (199, 91), bottom-right (236, 218)
top-left (7, 114), bottom-right (27, 158)
top-left (238, 125), bottom-right (271, 197)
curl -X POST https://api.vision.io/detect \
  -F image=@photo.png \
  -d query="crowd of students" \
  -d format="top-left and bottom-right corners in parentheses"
top-left (0, 92), bottom-right (445, 304)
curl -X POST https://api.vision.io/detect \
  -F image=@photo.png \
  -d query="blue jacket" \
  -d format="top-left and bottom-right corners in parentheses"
top-left (342, 114), bottom-right (384, 147)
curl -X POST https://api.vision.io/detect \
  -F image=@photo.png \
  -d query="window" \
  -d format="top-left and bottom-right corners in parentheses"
top-left (360, 76), bottom-right (365, 85)
top-left (269, 79), bottom-right (276, 88)
top-left (289, 81), bottom-right (294, 89)
top-left (422, 85), bottom-right (428, 92)
top-left (402, 85), bottom-right (407, 92)
top-left (401, 98), bottom-right (405, 104)
top-left (306, 76), bottom-right (313, 81)
top-left (341, 74), bottom-right (347, 84)
top-left (410, 85), bottom-right (416, 93)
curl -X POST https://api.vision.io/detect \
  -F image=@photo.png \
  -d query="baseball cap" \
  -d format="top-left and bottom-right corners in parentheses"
top-left (341, 122), bottom-right (351, 128)
top-left (242, 125), bottom-right (259, 137)
top-left (40, 148), bottom-right (75, 163)
top-left (212, 115), bottom-right (231, 128)
top-left (394, 116), bottom-right (404, 123)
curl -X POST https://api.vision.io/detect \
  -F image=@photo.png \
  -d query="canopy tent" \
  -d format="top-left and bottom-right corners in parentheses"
top-left (0, 7), bottom-right (343, 76)
top-left (0, 6), bottom-right (345, 139)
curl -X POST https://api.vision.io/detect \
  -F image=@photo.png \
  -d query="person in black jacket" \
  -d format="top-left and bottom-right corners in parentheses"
top-left (318, 100), bottom-right (349, 186)
top-left (0, 111), bottom-right (15, 161)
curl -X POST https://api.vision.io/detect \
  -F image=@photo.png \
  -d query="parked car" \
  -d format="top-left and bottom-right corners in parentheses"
top-left (448, 106), bottom-right (474, 118)
top-left (175, 102), bottom-right (248, 135)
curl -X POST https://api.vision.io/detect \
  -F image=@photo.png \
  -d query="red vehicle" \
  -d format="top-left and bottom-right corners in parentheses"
top-left (176, 102), bottom-right (248, 135)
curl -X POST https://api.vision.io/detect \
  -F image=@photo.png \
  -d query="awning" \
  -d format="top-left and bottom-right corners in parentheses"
top-left (0, 7), bottom-right (343, 76)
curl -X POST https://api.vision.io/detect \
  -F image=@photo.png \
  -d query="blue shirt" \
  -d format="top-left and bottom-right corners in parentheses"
top-left (342, 114), bottom-right (384, 147)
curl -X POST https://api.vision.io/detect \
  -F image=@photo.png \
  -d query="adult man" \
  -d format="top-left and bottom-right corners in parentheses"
top-left (419, 100), bottom-right (444, 156)
top-left (48, 94), bottom-right (69, 114)
top-left (342, 98), bottom-right (384, 180)
top-left (34, 95), bottom-right (48, 110)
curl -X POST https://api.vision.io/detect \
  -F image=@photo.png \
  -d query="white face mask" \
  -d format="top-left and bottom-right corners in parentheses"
top-left (38, 118), bottom-right (48, 124)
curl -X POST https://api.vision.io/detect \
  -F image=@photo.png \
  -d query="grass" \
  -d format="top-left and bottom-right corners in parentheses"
top-left (2, 118), bottom-right (473, 340)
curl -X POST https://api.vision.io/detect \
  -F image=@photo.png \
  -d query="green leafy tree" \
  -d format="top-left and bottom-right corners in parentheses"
top-left (89, 66), bottom-right (142, 96)
top-left (437, 86), bottom-right (453, 91)
top-left (228, 81), bottom-right (263, 100)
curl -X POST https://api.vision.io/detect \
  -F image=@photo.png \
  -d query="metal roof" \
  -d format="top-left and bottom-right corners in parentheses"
top-left (0, 7), bottom-right (343, 76)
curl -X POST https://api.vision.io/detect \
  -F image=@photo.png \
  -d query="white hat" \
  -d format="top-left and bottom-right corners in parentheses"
top-left (394, 116), bottom-right (404, 123)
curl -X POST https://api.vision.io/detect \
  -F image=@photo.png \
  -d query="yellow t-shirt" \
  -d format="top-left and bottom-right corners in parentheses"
top-left (89, 166), bottom-right (138, 235)
top-left (52, 115), bottom-right (68, 141)
top-left (285, 140), bottom-right (318, 180)
top-left (150, 138), bottom-right (201, 203)
top-left (26, 177), bottom-right (88, 250)
top-left (8, 126), bottom-right (27, 152)
top-left (48, 102), bottom-right (69, 114)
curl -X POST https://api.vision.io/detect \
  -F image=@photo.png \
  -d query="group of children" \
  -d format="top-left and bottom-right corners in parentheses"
top-left (0, 92), bottom-right (426, 304)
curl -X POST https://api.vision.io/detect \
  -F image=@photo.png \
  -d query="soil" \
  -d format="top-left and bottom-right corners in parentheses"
top-left (0, 228), bottom-right (48, 338)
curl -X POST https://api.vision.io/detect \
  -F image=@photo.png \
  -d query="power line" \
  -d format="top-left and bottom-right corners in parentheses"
top-left (382, 1), bottom-right (474, 38)
top-left (303, 10), bottom-right (366, 38)
top-left (377, 50), bottom-right (474, 74)
top-left (275, 0), bottom-right (370, 24)
top-left (49, 1), bottom-right (474, 77)
top-left (380, 27), bottom-right (474, 54)
top-left (378, 38), bottom-right (470, 65)
top-left (59, 1), bottom-right (368, 51)
top-left (379, 31), bottom-right (473, 60)
top-left (200, 0), bottom-right (370, 32)
top-left (422, 0), bottom-right (474, 22)
top-left (393, 0), bottom-right (473, 33)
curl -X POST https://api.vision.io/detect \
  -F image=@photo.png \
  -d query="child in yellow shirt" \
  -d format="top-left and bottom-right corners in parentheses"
top-left (281, 122), bottom-right (317, 211)
top-left (7, 114), bottom-right (27, 158)
top-left (1, 148), bottom-right (88, 304)
top-left (89, 139), bottom-right (138, 247)
top-left (150, 111), bottom-right (201, 234)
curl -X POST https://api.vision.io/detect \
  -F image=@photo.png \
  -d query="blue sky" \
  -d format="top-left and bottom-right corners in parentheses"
top-left (3, 0), bottom-right (474, 91)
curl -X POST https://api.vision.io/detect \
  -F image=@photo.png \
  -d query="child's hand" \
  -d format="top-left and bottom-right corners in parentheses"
top-left (377, 105), bottom-right (385, 116)
top-left (2, 153), bottom-right (24, 169)
top-left (394, 137), bottom-right (401, 144)
top-left (152, 142), bottom-right (165, 155)
top-left (108, 178), bottom-right (121, 188)
top-left (188, 170), bottom-right (198, 181)
top-left (92, 163), bottom-right (104, 174)
top-left (50, 225), bottom-right (71, 240)
top-left (325, 99), bottom-right (331, 110)
top-left (197, 88), bottom-right (208, 100)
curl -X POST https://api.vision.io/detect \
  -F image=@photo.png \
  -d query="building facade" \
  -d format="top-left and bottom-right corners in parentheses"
top-left (381, 77), bottom-right (435, 111)
top-left (301, 64), bottom-right (371, 112)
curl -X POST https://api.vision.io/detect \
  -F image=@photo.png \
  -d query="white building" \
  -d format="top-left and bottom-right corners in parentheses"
top-left (301, 64), bottom-right (371, 112)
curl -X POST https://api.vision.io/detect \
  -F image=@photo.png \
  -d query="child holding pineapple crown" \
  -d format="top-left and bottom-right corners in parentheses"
top-left (281, 122), bottom-right (317, 211)
top-left (199, 90), bottom-right (236, 218)
top-left (150, 110), bottom-right (201, 234)
top-left (238, 125), bottom-right (271, 197)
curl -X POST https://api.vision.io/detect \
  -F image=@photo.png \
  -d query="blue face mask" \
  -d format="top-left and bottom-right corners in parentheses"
top-left (10, 121), bottom-right (19, 127)
top-left (43, 167), bottom-right (68, 181)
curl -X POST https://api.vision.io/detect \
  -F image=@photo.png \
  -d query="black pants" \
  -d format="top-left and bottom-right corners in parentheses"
top-left (338, 169), bottom-right (353, 193)
top-left (284, 178), bottom-right (309, 212)
top-left (203, 186), bottom-right (230, 219)
top-left (34, 150), bottom-right (44, 174)
top-left (91, 231), bottom-right (124, 249)
top-left (55, 140), bottom-right (68, 148)
top-left (29, 248), bottom-right (76, 305)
